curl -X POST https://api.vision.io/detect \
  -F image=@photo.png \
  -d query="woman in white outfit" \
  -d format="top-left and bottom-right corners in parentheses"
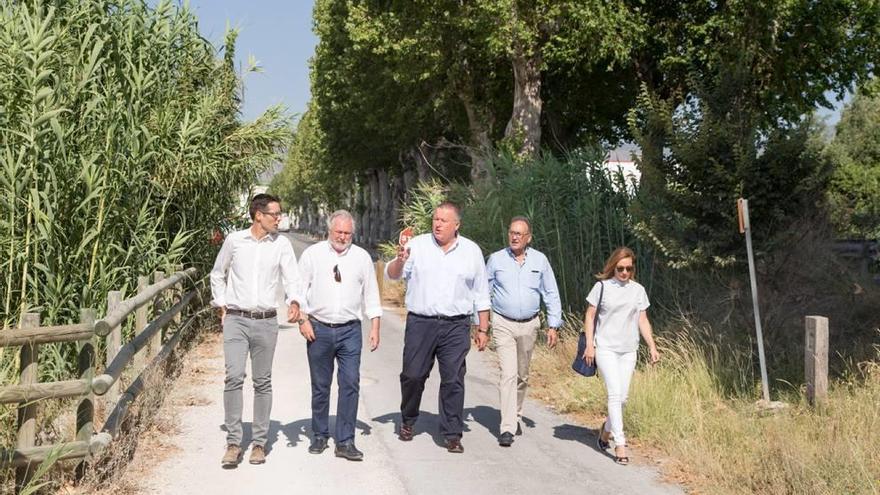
top-left (583, 247), bottom-right (659, 465)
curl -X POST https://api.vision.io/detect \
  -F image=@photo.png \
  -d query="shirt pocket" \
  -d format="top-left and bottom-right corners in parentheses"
top-left (526, 270), bottom-right (542, 289)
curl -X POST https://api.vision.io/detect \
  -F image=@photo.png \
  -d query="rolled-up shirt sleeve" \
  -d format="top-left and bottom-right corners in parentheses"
top-left (540, 256), bottom-right (563, 328)
top-left (281, 239), bottom-right (303, 306)
top-left (472, 247), bottom-right (491, 312)
top-left (210, 236), bottom-right (234, 308)
top-left (363, 254), bottom-right (383, 320)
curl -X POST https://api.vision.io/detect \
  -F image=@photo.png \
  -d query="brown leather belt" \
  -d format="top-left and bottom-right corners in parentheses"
top-left (227, 308), bottom-right (277, 320)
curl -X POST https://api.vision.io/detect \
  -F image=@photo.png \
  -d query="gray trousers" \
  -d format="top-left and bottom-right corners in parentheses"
top-left (223, 314), bottom-right (279, 447)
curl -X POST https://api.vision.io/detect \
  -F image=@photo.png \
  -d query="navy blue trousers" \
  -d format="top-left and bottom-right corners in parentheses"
top-left (400, 314), bottom-right (470, 440)
top-left (306, 319), bottom-right (362, 444)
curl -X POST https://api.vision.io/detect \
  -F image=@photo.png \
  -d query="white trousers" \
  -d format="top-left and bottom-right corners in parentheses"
top-left (596, 347), bottom-right (637, 446)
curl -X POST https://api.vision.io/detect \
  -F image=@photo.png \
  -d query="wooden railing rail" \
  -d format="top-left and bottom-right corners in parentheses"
top-left (93, 268), bottom-right (197, 337)
top-left (0, 267), bottom-right (203, 492)
top-left (92, 290), bottom-right (196, 396)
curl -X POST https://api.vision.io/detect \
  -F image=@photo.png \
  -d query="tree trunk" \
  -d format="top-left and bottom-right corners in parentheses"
top-left (377, 168), bottom-right (392, 243)
top-left (456, 72), bottom-right (495, 183)
top-left (505, 50), bottom-right (543, 158)
top-left (367, 169), bottom-right (380, 246)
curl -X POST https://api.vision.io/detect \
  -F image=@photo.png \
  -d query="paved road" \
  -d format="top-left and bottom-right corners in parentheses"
top-left (142, 233), bottom-right (680, 495)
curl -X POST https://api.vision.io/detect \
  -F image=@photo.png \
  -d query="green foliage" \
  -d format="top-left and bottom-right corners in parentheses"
top-left (383, 150), bottom-right (652, 310)
top-left (626, 0), bottom-right (880, 265)
top-left (0, 0), bottom-right (288, 338)
top-left (826, 90), bottom-right (880, 239)
top-left (461, 149), bottom-right (653, 309)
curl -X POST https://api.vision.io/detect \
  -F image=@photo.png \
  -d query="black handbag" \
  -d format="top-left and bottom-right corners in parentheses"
top-left (572, 281), bottom-right (603, 377)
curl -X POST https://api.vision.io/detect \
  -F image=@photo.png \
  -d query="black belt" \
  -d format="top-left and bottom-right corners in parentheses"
top-left (495, 311), bottom-right (539, 323)
top-left (310, 317), bottom-right (360, 328)
top-left (227, 308), bottom-right (277, 320)
top-left (409, 312), bottom-right (471, 321)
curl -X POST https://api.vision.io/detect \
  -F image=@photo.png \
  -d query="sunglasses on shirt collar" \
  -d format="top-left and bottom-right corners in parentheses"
top-left (333, 264), bottom-right (341, 283)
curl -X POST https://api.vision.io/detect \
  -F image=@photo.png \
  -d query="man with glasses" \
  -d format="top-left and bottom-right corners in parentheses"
top-left (385, 201), bottom-right (491, 454)
top-left (297, 210), bottom-right (381, 461)
top-left (486, 216), bottom-right (562, 447)
top-left (210, 193), bottom-right (303, 467)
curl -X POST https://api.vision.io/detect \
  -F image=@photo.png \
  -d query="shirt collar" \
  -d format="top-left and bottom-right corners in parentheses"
top-left (244, 229), bottom-right (277, 242)
top-left (432, 234), bottom-right (460, 253)
top-left (325, 240), bottom-right (352, 256)
top-left (505, 246), bottom-right (529, 259)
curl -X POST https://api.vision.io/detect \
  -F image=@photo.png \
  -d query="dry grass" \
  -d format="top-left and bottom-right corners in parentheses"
top-left (529, 325), bottom-right (880, 494)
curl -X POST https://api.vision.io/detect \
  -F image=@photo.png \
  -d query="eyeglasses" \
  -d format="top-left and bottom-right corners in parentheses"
top-left (615, 266), bottom-right (635, 274)
top-left (333, 264), bottom-right (341, 283)
top-left (508, 231), bottom-right (529, 239)
top-left (260, 210), bottom-right (282, 219)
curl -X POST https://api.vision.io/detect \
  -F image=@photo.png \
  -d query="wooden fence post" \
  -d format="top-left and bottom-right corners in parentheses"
top-left (151, 271), bottom-right (165, 359)
top-left (134, 276), bottom-right (149, 371)
top-left (106, 291), bottom-right (123, 403)
top-left (15, 312), bottom-right (40, 492)
top-left (805, 315), bottom-right (829, 405)
top-left (172, 265), bottom-right (183, 328)
top-left (76, 308), bottom-right (96, 479)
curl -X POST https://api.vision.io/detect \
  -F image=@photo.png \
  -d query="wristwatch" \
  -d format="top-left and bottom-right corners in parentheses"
top-left (297, 318), bottom-right (306, 325)
top-left (477, 328), bottom-right (489, 334)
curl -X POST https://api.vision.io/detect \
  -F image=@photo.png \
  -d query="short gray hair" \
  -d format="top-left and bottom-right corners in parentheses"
top-left (509, 216), bottom-right (531, 233)
top-left (327, 209), bottom-right (355, 231)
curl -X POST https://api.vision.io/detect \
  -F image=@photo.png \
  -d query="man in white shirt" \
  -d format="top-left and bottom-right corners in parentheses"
top-left (385, 201), bottom-right (491, 454)
top-left (210, 194), bottom-right (302, 468)
top-left (297, 210), bottom-right (382, 461)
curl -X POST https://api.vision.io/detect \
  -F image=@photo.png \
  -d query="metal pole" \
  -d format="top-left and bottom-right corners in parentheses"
top-left (740, 199), bottom-right (770, 402)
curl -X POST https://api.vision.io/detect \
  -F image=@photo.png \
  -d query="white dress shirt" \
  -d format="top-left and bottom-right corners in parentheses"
top-left (210, 229), bottom-right (302, 311)
top-left (299, 240), bottom-right (382, 324)
top-left (385, 233), bottom-right (491, 317)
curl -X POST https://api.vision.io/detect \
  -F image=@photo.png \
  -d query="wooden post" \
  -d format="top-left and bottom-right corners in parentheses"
top-left (805, 315), bottom-right (829, 405)
top-left (172, 264), bottom-right (183, 328)
top-left (106, 291), bottom-right (123, 403)
top-left (75, 309), bottom-right (96, 479)
top-left (151, 271), bottom-right (165, 359)
top-left (134, 276), bottom-right (149, 371)
top-left (16, 312), bottom-right (40, 492)
top-left (375, 260), bottom-right (385, 301)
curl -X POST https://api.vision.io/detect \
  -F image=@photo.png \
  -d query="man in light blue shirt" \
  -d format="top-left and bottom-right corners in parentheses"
top-left (486, 216), bottom-right (562, 447)
top-left (386, 201), bottom-right (491, 453)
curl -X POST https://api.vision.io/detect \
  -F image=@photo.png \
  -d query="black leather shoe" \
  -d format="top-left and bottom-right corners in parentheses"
top-left (334, 442), bottom-right (364, 461)
top-left (516, 422), bottom-right (523, 436)
top-left (444, 438), bottom-right (464, 453)
top-left (398, 423), bottom-right (414, 442)
top-left (308, 437), bottom-right (328, 454)
top-left (498, 432), bottom-right (514, 447)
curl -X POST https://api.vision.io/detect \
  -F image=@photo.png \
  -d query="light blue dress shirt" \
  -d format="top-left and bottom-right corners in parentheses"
top-left (385, 233), bottom-right (491, 317)
top-left (486, 247), bottom-right (563, 328)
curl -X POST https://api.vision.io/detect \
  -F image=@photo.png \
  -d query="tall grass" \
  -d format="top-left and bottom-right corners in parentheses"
top-left (0, 0), bottom-right (289, 490)
top-left (531, 322), bottom-right (880, 494)
top-left (381, 149), bottom-right (653, 311)
top-left (0, 0), bottom-right (288, 344)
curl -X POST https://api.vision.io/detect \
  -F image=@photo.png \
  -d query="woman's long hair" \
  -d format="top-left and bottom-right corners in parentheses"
top-left (595, 246), bottom-right (637, 280)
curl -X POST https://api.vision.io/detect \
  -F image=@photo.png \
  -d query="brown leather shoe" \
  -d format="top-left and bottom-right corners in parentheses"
top-left (444, 438), bottom-right (464, 453)
top-left (398, 423), bottom-right (414, 442)
top-left (221, 444), bottom-right (242, 468)
top-left (248, 445), bottom-right (266, 465)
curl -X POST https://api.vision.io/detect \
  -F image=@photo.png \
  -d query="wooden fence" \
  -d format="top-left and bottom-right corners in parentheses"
top-left (0, 267), bottom-right (203, 493)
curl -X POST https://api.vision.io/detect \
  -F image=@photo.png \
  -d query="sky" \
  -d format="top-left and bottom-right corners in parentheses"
top-left (184, 0), bottom-right (317, 122)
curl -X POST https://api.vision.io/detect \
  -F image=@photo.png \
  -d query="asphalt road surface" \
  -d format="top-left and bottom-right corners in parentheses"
top-left (141, 233), bottom-right (680, 495)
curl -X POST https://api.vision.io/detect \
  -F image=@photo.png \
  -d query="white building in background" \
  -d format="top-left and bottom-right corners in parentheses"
top-left (604, 159), bottom-right (641, 183)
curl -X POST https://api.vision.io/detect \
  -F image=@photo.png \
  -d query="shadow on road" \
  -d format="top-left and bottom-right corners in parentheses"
top-left (553, 423), bottom-right (616, 460)
top-left (222, 418), bottom-right (373, 453)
